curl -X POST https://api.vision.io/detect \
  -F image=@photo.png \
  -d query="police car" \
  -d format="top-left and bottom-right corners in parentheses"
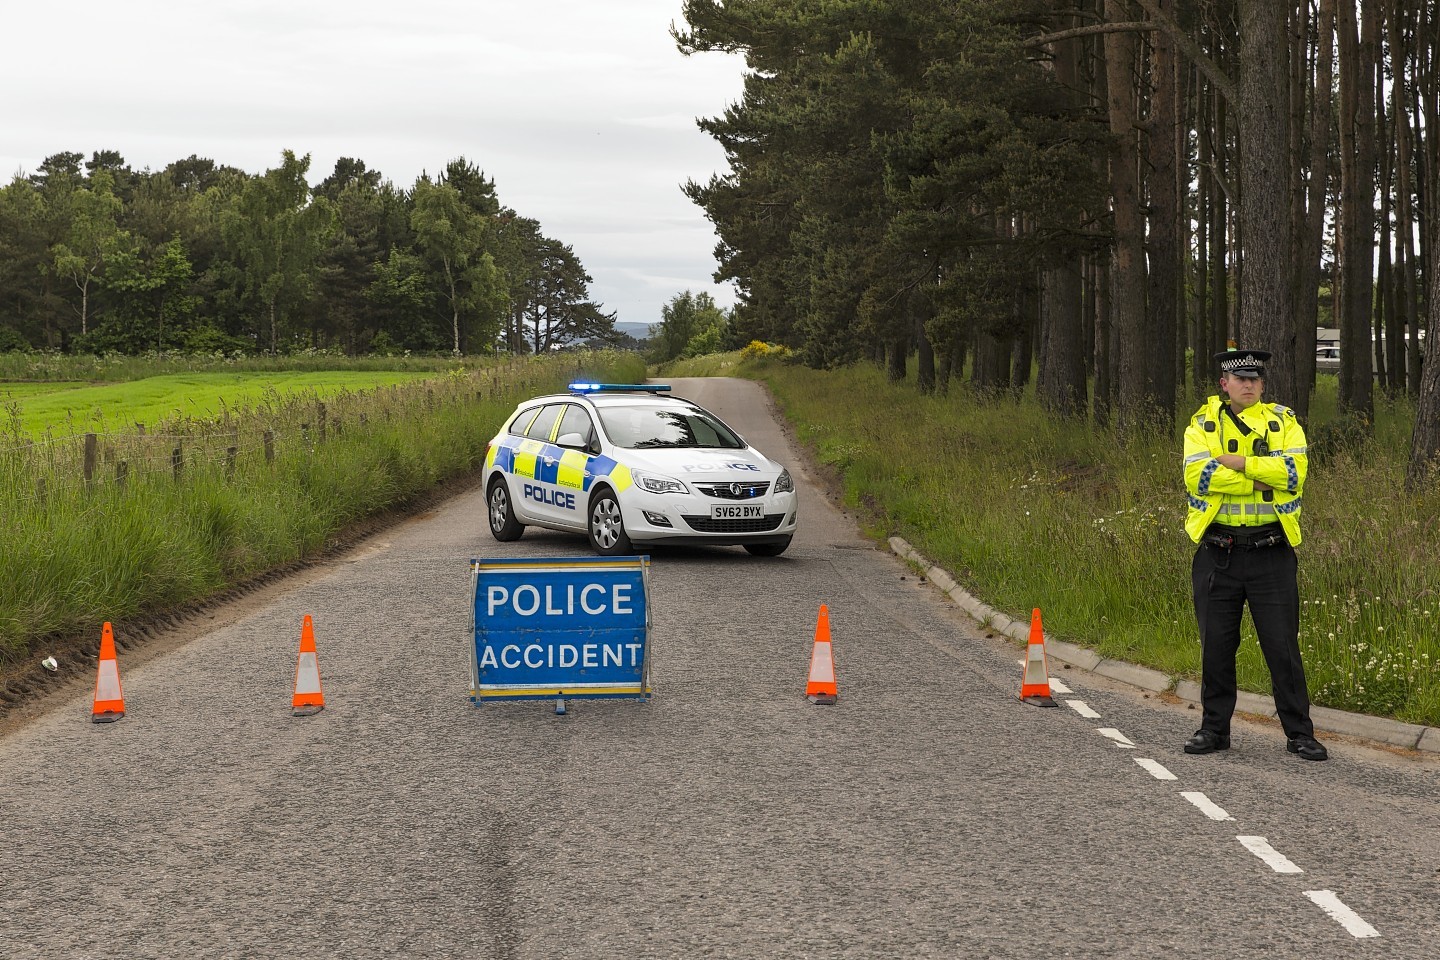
top-left (483, 383), bottom-right (798, 556)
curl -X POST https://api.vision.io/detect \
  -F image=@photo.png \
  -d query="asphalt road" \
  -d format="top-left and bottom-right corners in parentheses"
top-left (3, 376), bottom-right (1438, 959)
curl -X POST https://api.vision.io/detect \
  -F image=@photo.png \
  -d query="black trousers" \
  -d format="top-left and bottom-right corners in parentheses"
top-left (1191, 539), bottom-right (1315, 740)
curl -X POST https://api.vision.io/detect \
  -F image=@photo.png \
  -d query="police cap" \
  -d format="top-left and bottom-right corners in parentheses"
top-left (1214, 348), bottom-right (1270, 379)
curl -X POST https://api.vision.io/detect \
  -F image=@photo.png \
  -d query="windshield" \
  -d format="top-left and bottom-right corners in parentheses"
top-left (598, 405), bottom-right (746, 450)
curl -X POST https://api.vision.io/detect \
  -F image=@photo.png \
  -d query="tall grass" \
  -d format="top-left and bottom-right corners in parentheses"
top-left (0, 351), bottom-right (645, 662)
top-left (665, 352), bottom-right (1440, 726)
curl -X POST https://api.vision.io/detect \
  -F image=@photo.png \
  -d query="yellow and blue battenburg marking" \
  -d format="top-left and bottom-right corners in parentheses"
top-left (487, 437), bottom-right (631, 495)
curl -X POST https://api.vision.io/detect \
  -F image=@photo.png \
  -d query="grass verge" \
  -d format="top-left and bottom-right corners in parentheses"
top-left (663, 352), bottom-right (1440, 727)
top-left (0, 351), bottom-right (644, 663)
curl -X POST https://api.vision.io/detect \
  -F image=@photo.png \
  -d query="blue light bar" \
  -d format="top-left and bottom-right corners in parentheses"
top-left (568, 382), bottom-right (671, 394)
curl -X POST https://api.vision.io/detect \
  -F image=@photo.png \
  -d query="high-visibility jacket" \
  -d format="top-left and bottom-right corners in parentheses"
top-left (1183, 395), bottom-right (1307, 545)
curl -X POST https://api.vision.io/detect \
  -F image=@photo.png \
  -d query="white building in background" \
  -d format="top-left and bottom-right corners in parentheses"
top-left (1313, 326), bottom-right (1425, 376)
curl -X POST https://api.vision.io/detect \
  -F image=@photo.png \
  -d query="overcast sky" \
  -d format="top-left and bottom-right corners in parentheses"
top-left (2, 0), bottom-right (747, 330)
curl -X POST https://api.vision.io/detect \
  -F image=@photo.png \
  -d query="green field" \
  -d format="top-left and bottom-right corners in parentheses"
top-left (0, 351), bottom-right (646, 661)
top-left (0, 381), bottom-right (88, 401)
top-left (2, 371), bottom-right (434, 437)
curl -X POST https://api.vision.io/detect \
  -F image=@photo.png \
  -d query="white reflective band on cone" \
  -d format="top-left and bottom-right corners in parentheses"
top-left (810, 644), bottom-right (835, 682)
top-left (96, 661), bottom-right (122, 700)
top-left (1023, 647), bottom-right (1047, 685)
top-left (295, 652), bottom-right (321, 694)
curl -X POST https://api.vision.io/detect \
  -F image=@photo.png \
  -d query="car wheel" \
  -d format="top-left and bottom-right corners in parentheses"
top-left (488, 477), bottom-right (524, 542)
top-left (744, 537), bottom-right (792, 557)
top-left (588, 488), bottom-right (632, 556)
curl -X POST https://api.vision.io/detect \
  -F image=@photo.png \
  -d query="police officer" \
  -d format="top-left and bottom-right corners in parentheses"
top-left (1181, 348), bottom-right (1327, 761)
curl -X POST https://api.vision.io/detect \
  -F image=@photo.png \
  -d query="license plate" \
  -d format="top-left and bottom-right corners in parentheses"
top-left (711, 504), bottom-right (764, 520)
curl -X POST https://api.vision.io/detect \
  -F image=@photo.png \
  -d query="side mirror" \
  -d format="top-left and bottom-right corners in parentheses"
top-left (556, 432), bottom-right (588, 450)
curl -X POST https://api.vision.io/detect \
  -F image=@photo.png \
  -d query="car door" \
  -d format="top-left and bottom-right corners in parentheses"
top-left (513, 403), bottom-right (572, 524)
top-left (551, 404), bottom-right (598, 521)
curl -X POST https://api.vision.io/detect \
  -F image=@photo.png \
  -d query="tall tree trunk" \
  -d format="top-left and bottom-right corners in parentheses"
top-left (1377, 90), bottom-right (1393, 394)
top-left (1388, 0), bottom-right (1419, 396)
top-left (1236, 0), bottom-right (1297, 405)
top-left (1094, 256), bottom-right (1112, 428)
top-left (1194, 74), bottom-right (1213, 395)
top-left (1106, 0), bottom-right (1154, 436)
top-left (1039, 252), bottom-right (1086, 417)
top-left (1405, 240), bottom-right (1440, 490)
top-left (886, 337), bottom-right (907, 381)
top-left (936, 337), bottom-right (952, 395)
top-left (1011, 292), bottom-right (1035, 396)
top-left (1296, 0), bottom-right (1336, 419)
top-left (971, 331), bottom-right (1011, 393)
top-left (1403, 0), bottom-right (1437, 485)
top-left (1336, 0), bottom-right (1377, 420)
top-left (1414, 6), bottom-right (1435, 395)
top-left (1210, 90), bottom-right (1232, 371)
top-left (1038, 22), bottom-right (1089, 418)
top-left (1147, 1), bottom-right (1180, 420)
top-left (915, 314), bottom-right (935, 394)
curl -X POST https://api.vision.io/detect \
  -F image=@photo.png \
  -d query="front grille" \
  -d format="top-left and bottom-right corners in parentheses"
top-left (694, 481), bottom-right (771, 500)
top-left (682, 514), bottom-right (785, 533)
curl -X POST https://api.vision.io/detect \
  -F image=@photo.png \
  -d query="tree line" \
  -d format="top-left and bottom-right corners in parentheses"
top-left (0, 150), bottom-right (620, 358)
top-left (676, 0), bottom-right (1440, 489)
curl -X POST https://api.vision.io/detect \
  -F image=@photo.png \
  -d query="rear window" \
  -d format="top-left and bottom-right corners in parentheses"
top-left (506, 405), bottom-right (543, 436)
top-left (598, 404), bottom-right (745, 450)
top-left (524, 404), bottom-right (565, 441)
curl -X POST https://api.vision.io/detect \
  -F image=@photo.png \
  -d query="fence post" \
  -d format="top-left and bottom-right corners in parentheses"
top-left (36, 477), bottom-right (46, 504)
top-left (83, 433), bottom-right (97, 487)
top-left (264, 430), bottom-right (275, 463)
top-left (225, 446), bottom-right (237, 480)
top-left (172, 446), bottom-right (183, 483)
top-left (317, 402), bottom-right (327, 443)
top-left (116, 460), bottom-right (128, 488)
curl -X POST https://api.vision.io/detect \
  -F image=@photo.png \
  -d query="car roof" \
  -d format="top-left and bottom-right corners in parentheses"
top-left (519, 390), bottom-right (700, 410)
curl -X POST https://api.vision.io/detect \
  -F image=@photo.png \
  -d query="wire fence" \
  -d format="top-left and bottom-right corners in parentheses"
top-left (0, 364), bottom-right (562, 509)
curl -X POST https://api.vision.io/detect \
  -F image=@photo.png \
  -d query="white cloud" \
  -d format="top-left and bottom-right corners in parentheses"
top-left (1, 0), bottom-right (745, 327)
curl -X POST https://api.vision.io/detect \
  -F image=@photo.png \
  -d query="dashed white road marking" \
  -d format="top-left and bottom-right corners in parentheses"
top-left (1303, 890), bottom-right (1380, 939)
top-left (1237, 836), bottom-right (1303, 873)
top-left (1180, 791), bottom-right (1234, 821)
top-left (1096, 728), bottom-right (1136, 748)
top-left (1065, 699), bottom-right (1101, 719)
top-left (1133, 758), bottom-right (1177, 781)
top-left (1048, 677), bottom-right (1072, 694)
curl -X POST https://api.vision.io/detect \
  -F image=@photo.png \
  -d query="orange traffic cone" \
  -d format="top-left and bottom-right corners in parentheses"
top-left (91, 622), bottom-right (125, 723)
top-left (292, 615), bottom-right (325, 717)
top-left (1019, 608), bottom-right (1057, 707)
top-left (805, 605), bottom-right (839, 705)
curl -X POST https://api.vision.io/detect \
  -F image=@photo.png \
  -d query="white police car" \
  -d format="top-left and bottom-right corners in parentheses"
top-left (483, 383), bottom-right (797, 556)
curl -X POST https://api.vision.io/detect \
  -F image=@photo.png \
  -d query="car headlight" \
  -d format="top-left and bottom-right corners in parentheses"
top-left (632, 470), bottom-right (689, 495)
top-left (774, 468), bottom-right (794, 494)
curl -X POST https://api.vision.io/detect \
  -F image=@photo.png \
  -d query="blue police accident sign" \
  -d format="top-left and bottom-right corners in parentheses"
top-left (469, 556), bottom-right (652, 703)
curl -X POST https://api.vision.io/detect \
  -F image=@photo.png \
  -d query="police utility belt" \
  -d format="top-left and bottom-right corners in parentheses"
top-left (1202, 521), bottom-right (1286, 551)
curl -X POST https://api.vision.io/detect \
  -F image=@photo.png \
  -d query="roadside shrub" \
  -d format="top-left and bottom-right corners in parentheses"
top-left (1309, 412), bottom-right (1372, 465)
top-left (740, 340), bottom-right (792, 362)
top-left (0, 328), bottom-right (31, 353)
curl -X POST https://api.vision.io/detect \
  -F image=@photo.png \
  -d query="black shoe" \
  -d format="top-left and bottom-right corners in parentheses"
top-left (1184, 730), bottom-right (1231, 754)
top-left (1287, 735), bottom-right (1329, 761)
